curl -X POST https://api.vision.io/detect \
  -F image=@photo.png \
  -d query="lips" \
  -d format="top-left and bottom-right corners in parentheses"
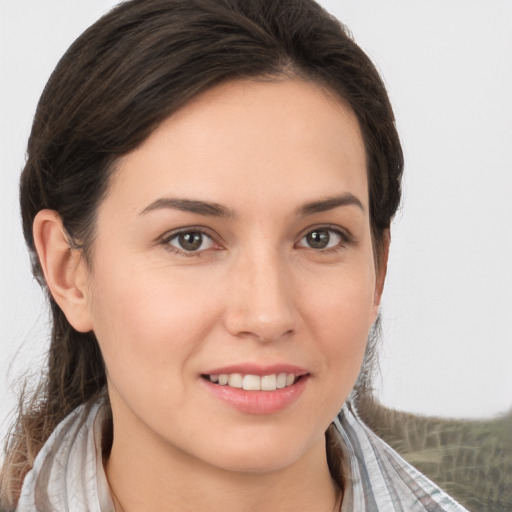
top-left (203, 372), bottom-right (298, 391)
top-left (200, 364), bottom-right (310, 414)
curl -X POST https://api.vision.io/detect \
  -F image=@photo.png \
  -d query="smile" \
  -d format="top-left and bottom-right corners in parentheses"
top-left (204, 373), bottom-right (298, 391)
top-left (201, 372), bottom-right (309, 414)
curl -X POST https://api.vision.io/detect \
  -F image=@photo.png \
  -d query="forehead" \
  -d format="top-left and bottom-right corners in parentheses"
top-left (108, 79), bottom-right (368, 215)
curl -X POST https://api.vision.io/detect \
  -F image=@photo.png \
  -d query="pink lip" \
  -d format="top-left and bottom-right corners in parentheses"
top-left (202, 363), bottom-right (309, 377)
top-left (200, 373), bottom-right (309, 415)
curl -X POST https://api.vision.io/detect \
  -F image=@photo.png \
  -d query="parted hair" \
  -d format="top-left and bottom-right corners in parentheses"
top-left (1, 0), bottom-right (403, 508)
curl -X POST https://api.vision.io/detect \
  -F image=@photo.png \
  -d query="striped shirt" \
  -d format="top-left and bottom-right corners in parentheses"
top-left (335, 402), bottom-right (468, 511)
top-left (16, 399), bottom-right (468, 511)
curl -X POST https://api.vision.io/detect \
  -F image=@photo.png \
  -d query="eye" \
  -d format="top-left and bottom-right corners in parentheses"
top-left (297, 228), bottom-right (346, 250)
top-left (165, 230), bottom-right (216, 253)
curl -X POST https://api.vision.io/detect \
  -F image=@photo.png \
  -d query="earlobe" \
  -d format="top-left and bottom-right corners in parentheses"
top-left (33, 209), bottom-right (93, 333)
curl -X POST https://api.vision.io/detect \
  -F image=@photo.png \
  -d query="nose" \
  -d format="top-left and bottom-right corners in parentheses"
top-left (223, 250), bottom-right (296, 343)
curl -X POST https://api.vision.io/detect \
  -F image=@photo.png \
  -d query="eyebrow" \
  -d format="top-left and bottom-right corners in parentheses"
top-left (140, 193), bottom-right (364, 219)
top-left (140, 198), bottom-right (237, 218)
top-left (298, 193), bottom-right (365, 216)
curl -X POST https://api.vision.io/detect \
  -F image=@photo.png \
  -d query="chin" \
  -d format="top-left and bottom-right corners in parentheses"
top-left (194, 427), bottom-right (325, 475)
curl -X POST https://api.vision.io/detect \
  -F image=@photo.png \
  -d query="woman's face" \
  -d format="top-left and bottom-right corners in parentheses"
top-left (83, 79), bottom-right (383, 473)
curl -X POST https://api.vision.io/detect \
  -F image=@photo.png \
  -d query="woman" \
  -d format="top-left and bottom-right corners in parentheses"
top-left (1, 0), bottom-right (468, 510)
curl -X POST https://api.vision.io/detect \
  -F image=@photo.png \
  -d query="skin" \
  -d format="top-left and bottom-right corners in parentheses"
top-left (34, 79), bottom-right (387, 512)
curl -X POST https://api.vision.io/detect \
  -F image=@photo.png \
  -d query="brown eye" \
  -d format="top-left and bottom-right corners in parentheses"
top-left (306, 230), bottom-right (330, 249)
top-left (167, 231), bottom-right (214, 252)
top-left (298, 228), bottom-right (345, 250)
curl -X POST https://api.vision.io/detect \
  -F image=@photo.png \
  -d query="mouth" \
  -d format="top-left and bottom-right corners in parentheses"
top-left (200, 365), bottom-right (310, 414)
top-left (201, 372), bottom-right (306, 391)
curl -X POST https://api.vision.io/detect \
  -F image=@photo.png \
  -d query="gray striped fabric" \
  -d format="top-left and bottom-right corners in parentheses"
top-left (16, 399), bottom-right (469, 511)
top-left (335, 402), bottom-right (468, 511)
top-left (16, 401), bottom-right (115, 512)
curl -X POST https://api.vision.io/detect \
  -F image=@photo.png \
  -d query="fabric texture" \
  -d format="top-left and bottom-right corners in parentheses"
top-left (16, 401), bottom-right (115, 512)
top-left (16, 399), bottom-right (468, 512)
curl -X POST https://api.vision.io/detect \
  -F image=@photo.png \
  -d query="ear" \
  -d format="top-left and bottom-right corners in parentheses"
top-left (33, 209), bottom-right (93, 333)
top-left (371, 230), bottom-right (390, 320)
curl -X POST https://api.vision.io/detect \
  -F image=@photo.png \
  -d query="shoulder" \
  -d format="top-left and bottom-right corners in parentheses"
top-left (15, 399), bottom-right (114, 512)
top-left (333, 398), bottom-right (470, 511)
top-left (354, 396), bottom-right (511, 512)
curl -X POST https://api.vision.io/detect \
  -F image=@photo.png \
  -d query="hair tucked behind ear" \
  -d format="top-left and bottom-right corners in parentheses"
top-left (1, 0), bottom-right (402, 507)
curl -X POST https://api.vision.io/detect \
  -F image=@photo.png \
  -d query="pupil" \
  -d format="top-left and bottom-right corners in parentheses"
top-left (179, 232), bottom-right (202, 251)
top-left (307, 230), bottom-right (329, 249)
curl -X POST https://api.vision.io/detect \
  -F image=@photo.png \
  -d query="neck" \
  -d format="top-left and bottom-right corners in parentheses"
top-left (105, 414), bottom-right (341, 512)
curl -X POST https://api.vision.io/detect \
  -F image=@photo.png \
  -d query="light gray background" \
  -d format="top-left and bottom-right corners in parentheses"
top-left (1, 1), bottom-right (511, 443)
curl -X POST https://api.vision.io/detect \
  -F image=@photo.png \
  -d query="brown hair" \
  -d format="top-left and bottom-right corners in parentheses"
top-left (1, 0), bottom-right (403, 507)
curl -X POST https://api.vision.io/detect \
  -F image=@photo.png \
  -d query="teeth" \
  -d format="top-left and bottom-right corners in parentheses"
top-left (276, 373), bottom-right (287, 389)
top-left (243, 374), bottom-right (260, 390)
top-left (209, 373), bottom-right (298, 391)
top-left (228, 373), bottom-right (243, 388)
top-left (261, 374), bottom-right (277, 391)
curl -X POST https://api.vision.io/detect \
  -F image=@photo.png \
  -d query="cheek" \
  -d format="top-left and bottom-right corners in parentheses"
top-left (301, 265), bottom-right (376, 380)
top-left (87, 265), bottom-right (219, 398)
top-left (303, 261), bottom-right (376, 334)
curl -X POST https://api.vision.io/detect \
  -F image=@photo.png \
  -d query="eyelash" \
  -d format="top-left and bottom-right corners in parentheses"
top-left (160, 225), bottom-right (353, 257)
top-left (160, 227), bottom-right (219, 257)
top-left (296, 225), bottom-right (354, 253)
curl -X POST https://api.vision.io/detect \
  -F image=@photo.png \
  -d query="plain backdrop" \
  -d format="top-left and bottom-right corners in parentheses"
top-left (1, 0), bottom-right (511, 443)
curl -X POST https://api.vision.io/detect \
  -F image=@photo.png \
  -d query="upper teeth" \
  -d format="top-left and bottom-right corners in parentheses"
top-left (208, 373), bottom-right (296, 391)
